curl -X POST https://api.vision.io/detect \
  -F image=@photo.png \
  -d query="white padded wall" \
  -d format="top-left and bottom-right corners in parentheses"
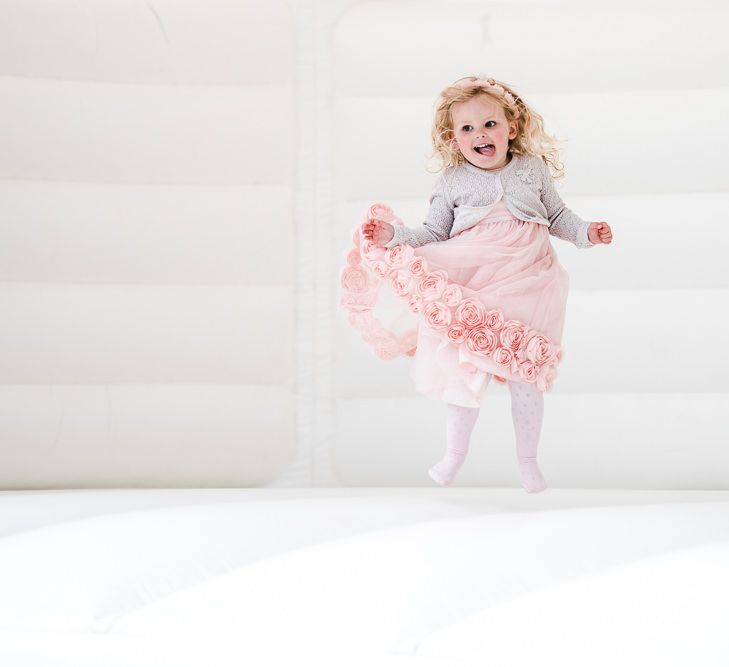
top-left (331, 1), bottom-right (729, 488)
top-left (0, 1), bottom-right (298, 488)
top-left (2, 0), bottom-right (727, 490)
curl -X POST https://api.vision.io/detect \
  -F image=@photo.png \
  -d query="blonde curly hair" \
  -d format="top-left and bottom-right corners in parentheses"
top-left (428, 76), bottom-right (564, 179)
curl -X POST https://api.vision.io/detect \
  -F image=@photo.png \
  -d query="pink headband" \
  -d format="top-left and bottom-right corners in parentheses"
top-left (458, 77), bottom-right (517, 107)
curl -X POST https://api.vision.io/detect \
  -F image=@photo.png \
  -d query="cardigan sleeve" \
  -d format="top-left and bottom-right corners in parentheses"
top-left (537, 159), bottom-right (595, 249)
top-left (384, 174), bottom-right (454, 249)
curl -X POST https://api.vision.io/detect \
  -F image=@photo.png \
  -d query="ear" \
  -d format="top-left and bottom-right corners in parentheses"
top-left (508, 121), bottom-right (518, 140)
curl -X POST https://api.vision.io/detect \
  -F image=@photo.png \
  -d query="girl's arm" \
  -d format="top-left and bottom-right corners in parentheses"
top-left (537, 159), bottom-right (595, 249)
top-left (384, 175), bottom-right (454, 248)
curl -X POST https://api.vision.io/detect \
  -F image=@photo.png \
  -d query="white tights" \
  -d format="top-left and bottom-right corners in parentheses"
top-left (428, 379), bottom-right (547, 493)
top-left (507, 379), bottom-right (547, 493)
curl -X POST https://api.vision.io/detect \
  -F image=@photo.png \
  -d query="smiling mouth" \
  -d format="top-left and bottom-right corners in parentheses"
top-left (474, 144), bottom-right (495, 156)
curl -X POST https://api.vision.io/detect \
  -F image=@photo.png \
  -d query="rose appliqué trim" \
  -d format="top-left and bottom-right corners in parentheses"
top-left (340, 203), bottom-right (564, 390)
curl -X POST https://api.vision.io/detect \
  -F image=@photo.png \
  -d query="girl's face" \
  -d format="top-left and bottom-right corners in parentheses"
top-left (450, 94), bottom-right (518, 171)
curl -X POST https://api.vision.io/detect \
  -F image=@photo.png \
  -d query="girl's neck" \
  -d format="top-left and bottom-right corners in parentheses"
top-left (462, 152), bottom-right (516, 174)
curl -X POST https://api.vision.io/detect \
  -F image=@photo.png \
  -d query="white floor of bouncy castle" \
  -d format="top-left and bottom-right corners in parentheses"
top-left (1, 487), bottom-right (728, 666)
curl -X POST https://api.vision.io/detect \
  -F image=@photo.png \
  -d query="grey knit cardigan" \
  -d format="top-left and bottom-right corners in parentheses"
top-left (384, 153), bottom-right (595, 250)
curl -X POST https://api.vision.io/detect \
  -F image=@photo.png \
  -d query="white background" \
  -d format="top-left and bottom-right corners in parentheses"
top-left (0, 0), bottom-right (727, 489)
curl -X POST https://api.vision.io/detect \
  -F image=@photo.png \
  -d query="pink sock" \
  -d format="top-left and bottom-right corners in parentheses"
top-left (429, 403), bottom-right (480, 485)
top-left (507, 380), bottom-right (547, 493)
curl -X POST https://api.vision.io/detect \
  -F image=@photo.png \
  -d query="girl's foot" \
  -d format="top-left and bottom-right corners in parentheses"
top-left (428, 452), bottom-right (466, 486)
top-left (428, 404), bottom-right (481, 486)
top-left (518, 457), bottom-right (547, 493)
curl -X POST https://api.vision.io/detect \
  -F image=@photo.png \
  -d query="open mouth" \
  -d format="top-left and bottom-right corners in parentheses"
top-left (474, 144), bottom-right (495, 156)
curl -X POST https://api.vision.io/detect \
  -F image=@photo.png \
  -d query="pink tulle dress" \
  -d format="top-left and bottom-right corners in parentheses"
top-left (340, 197), bottom-right (570, 408)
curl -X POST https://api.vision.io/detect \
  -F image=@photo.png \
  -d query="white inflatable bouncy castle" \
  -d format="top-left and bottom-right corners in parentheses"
top-left (1, 1), bottom-right (728, 665)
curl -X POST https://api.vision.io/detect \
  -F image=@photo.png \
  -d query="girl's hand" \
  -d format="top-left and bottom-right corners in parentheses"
top-left (588, 221), bottom-right (613, 245)
top-left (362, 219), bottom-right (395, 247)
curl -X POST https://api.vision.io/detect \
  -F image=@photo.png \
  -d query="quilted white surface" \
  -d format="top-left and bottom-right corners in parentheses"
top-left (0, 488), bottom-right (727, 665)
top-left (0, 0), bottom-right (299, 487)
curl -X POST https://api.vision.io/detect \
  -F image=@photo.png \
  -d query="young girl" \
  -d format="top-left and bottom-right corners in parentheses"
top-left (340, 76), bottom-right (613, 493)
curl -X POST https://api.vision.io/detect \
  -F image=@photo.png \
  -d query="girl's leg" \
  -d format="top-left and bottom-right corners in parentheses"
top-left (428, 403), bottom-right (480, 485)
top-left (507, 380), bottom-right (547, 493)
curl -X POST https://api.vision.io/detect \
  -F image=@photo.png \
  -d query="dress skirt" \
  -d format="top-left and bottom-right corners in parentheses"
top-left (340, 200), bottom-right (570, 407)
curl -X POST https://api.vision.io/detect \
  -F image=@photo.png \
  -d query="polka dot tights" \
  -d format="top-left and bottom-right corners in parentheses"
top-left (428, 380), bottom-right (547, 493)
top-left (428, 403), bottom-right (480, 486)
top-left (507, 379), bottom-right (547, 493)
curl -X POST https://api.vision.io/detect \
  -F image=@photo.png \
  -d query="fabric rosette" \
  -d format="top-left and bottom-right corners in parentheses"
top-left (518, 360), bottom-right (540, 383)
top-left (484, 308), bottom-right (505, 332)
top-left (417, 270), bottom-right (448, 302)
top-left (442, 284), bottom-right (462, 307)
top-left (455, 298), bottom-right (487, 328)
top-left (499, 320), bottom-right (527, 352)
top-left (385, 243), bottom-right (414, 269)
top-left (345, 247), bottom-right (361, 266)
top-left (492, 346), bottom-right (514, 368)
top-left (465, 326), bottom-right (499, 357)
top-left (525, 331), bottom-right (558, 365)
top-left (423, 301), bottom-right (452, 331)
top-left (390, 270), bottom-right (412, 297)
top-left (361, 239), bottom-right (385, 262)
top-left (366, 203), bottom-right (396, 224)
top-left (446, 324), bottom-right (467, 343)
top-left (408, 256), bottom-right (428, 277)
top-left (371, 260), bottom-right (390, 278)
top-left (340, 265), bottom-right (370, 293)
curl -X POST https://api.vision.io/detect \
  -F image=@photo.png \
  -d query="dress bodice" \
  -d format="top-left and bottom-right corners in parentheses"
top-left (450, 196), bottom-right (519, 238)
